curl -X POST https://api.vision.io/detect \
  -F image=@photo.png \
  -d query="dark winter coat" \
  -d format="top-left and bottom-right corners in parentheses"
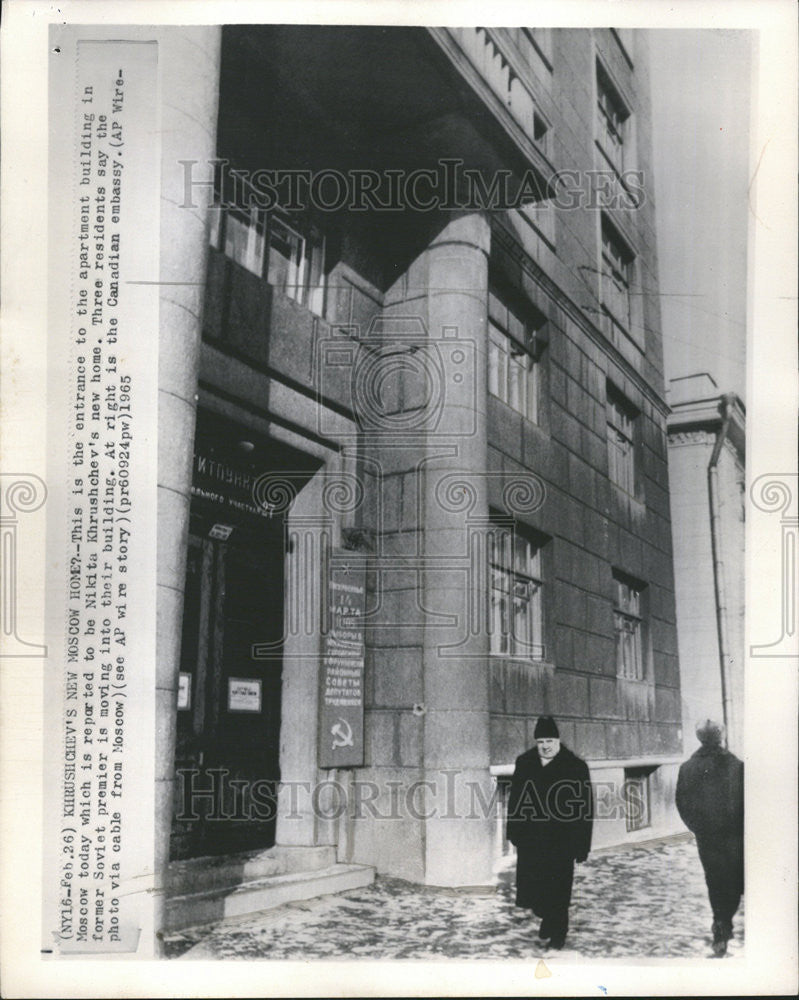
top-left (506, 744), bottom-right (593, 863)
top-left (675, 744), bottom-right (744, 839)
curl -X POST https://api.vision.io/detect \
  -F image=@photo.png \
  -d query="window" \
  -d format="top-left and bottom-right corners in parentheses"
top-left (624, 767), bottom-right (652, 832)
top-left (606, 384), bottom-right (638, 495)
top-left (600, 216), bottom-right (634, 339)
top-left (596, 59), bottom-right (631, 175)
top-left (488, 285), bottom-right (547, 423)
top-left (613, 571), bottom-right (645, 680)
top-left (209, 172), bottom-right (326, 316)
top-left (488, 521), bottom-right (546, 660)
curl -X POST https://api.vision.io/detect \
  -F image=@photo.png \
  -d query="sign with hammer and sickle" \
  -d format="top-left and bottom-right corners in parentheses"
top-left (318, 552), bottom-right (366, 768)
top-left (331, 717), bottom-right (354, 750)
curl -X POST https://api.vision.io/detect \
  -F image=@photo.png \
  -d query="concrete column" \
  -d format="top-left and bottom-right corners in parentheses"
top-left (419, 214), bottom-right (494, 885)
top-left (349, 213), bottom-right (493, 885)
top-left (275, 465), bottom-right (331, 848)
top-left (154, 27), bottom-right (221, 942)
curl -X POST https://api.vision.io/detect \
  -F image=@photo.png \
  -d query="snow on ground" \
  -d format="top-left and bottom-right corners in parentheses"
top-left (165, 836), bottom-right (744, 961)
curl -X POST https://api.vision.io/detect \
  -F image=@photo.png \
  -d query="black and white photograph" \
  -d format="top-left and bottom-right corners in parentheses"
top-left (0, 1), bottom-right (796, 996)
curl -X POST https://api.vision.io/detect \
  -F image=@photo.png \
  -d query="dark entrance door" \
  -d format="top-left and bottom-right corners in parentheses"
top-left (171, 516), bottom-right (284, 859)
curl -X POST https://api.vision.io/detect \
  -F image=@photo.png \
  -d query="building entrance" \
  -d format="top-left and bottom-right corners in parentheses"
top-left (170, 409), bottom-right (320, 860)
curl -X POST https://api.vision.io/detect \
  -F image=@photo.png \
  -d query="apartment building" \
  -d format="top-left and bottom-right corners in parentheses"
top-left (155, 25), bottom-right (683, 931)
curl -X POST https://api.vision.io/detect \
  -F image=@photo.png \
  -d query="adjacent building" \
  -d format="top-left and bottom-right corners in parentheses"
top-left (155, 26), bottom-right (684, 931)
top-left (667, 373), bottom-right (746, 757)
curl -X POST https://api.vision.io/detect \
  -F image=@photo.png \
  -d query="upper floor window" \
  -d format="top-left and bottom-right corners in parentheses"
top-left (613, 571), bottom-right (646, 680)
top-left (488, 284), bottom-right (547, 423)
top-left (606, 383), bottom-right (639, 496)
top-left (209, 172), bottom-right (326, 316)
top-left (488, 521), bottom-right (547, 660)
top-left (600, 216), bottom-right (635, 341)
top-left (596, 59), bottom-right (631, 175)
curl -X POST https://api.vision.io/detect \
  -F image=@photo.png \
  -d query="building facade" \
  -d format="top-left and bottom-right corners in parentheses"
top-left (156, 26), bottom-right (684, 930)
top-left (667, 374), bottom-right (746, 757)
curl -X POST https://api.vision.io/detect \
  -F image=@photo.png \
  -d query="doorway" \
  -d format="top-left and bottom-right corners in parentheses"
top-left (171, 514), bottom-right (285, 859)
top-left (170, 408), bottom-right (322, 860)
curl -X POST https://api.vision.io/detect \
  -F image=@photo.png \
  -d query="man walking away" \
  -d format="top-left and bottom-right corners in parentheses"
top-left (506, 716), bottom-right (593, 950)
top-left (676, 719), bottom-right (744, 957)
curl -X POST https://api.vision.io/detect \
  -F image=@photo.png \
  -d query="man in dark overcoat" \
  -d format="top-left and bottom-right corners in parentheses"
top-left (506, 716), bottom-right (593, 950)
top-left (676, 719), bottom-right (744, 957)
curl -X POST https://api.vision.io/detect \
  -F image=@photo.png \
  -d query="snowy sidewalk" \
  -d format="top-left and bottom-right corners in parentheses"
top-left (165, 836), bottom-right (744, 961)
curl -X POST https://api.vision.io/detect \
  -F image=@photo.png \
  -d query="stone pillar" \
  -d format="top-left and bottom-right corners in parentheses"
top-left (419, 214), bottom-right (494, 885)
top-left (275, 465), bottom-right (331, 848)
top-left (154, 27), bottom-right (221, 943)
top-left (350, 213), bottom-right (493, 885)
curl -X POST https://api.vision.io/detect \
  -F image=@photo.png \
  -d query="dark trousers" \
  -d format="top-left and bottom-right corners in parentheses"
top-left (696, 833), bottom-right (744, 937)
top-left (515, 846), bottom-right (575, 942)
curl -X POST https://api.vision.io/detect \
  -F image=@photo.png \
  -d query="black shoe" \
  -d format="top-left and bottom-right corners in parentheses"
top-left (711, 919), bottom-right (730, 957)
top-left (547, 936), bottom-right (566, 950)
top-left (537, 920), bottom-right (551, 941)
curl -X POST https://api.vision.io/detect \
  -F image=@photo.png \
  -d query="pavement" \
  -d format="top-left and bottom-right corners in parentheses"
top-left (164, 835), bottom-right (744, 961)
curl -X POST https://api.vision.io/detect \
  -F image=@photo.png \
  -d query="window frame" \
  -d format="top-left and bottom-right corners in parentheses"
top-left (487, 283), bottom-right (548, 425)
top-left (624, 766), bottom-right (653, 832)
top-left (595, 57), bottom-right (632, 176)
top-left (606, 385), bottom-right (638, 497)
top-left (613, 572), bottom-right (644, 680)
top-left (488, 519), bottom-right (549, 661)
top-left (612, 568), bottom-right (650, 683)
top-left (600, 216), bottom-right (636, 341)
top-left (209, 168), bottom-right (327, 317)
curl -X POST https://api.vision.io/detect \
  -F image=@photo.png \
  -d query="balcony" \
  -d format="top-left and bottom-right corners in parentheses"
top-left (437, 28), bottom-right (554, 161)
top-left (218, 25), bottom-right (556, 206)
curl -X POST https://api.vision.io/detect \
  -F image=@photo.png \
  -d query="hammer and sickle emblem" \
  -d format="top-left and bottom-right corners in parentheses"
top-left (331, 717), bottom-right (354, 749)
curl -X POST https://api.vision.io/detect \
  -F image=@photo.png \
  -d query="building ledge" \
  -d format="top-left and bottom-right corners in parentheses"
top-left (667, 386), bottom-right (746, 458)
top-left (490, 755), bottom-right (684, 777)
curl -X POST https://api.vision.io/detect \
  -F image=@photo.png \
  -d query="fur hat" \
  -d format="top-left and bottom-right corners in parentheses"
top-left (534, 716), bottom-right (560, 739)
top-left (696, 719), bottom-right (724, 746)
